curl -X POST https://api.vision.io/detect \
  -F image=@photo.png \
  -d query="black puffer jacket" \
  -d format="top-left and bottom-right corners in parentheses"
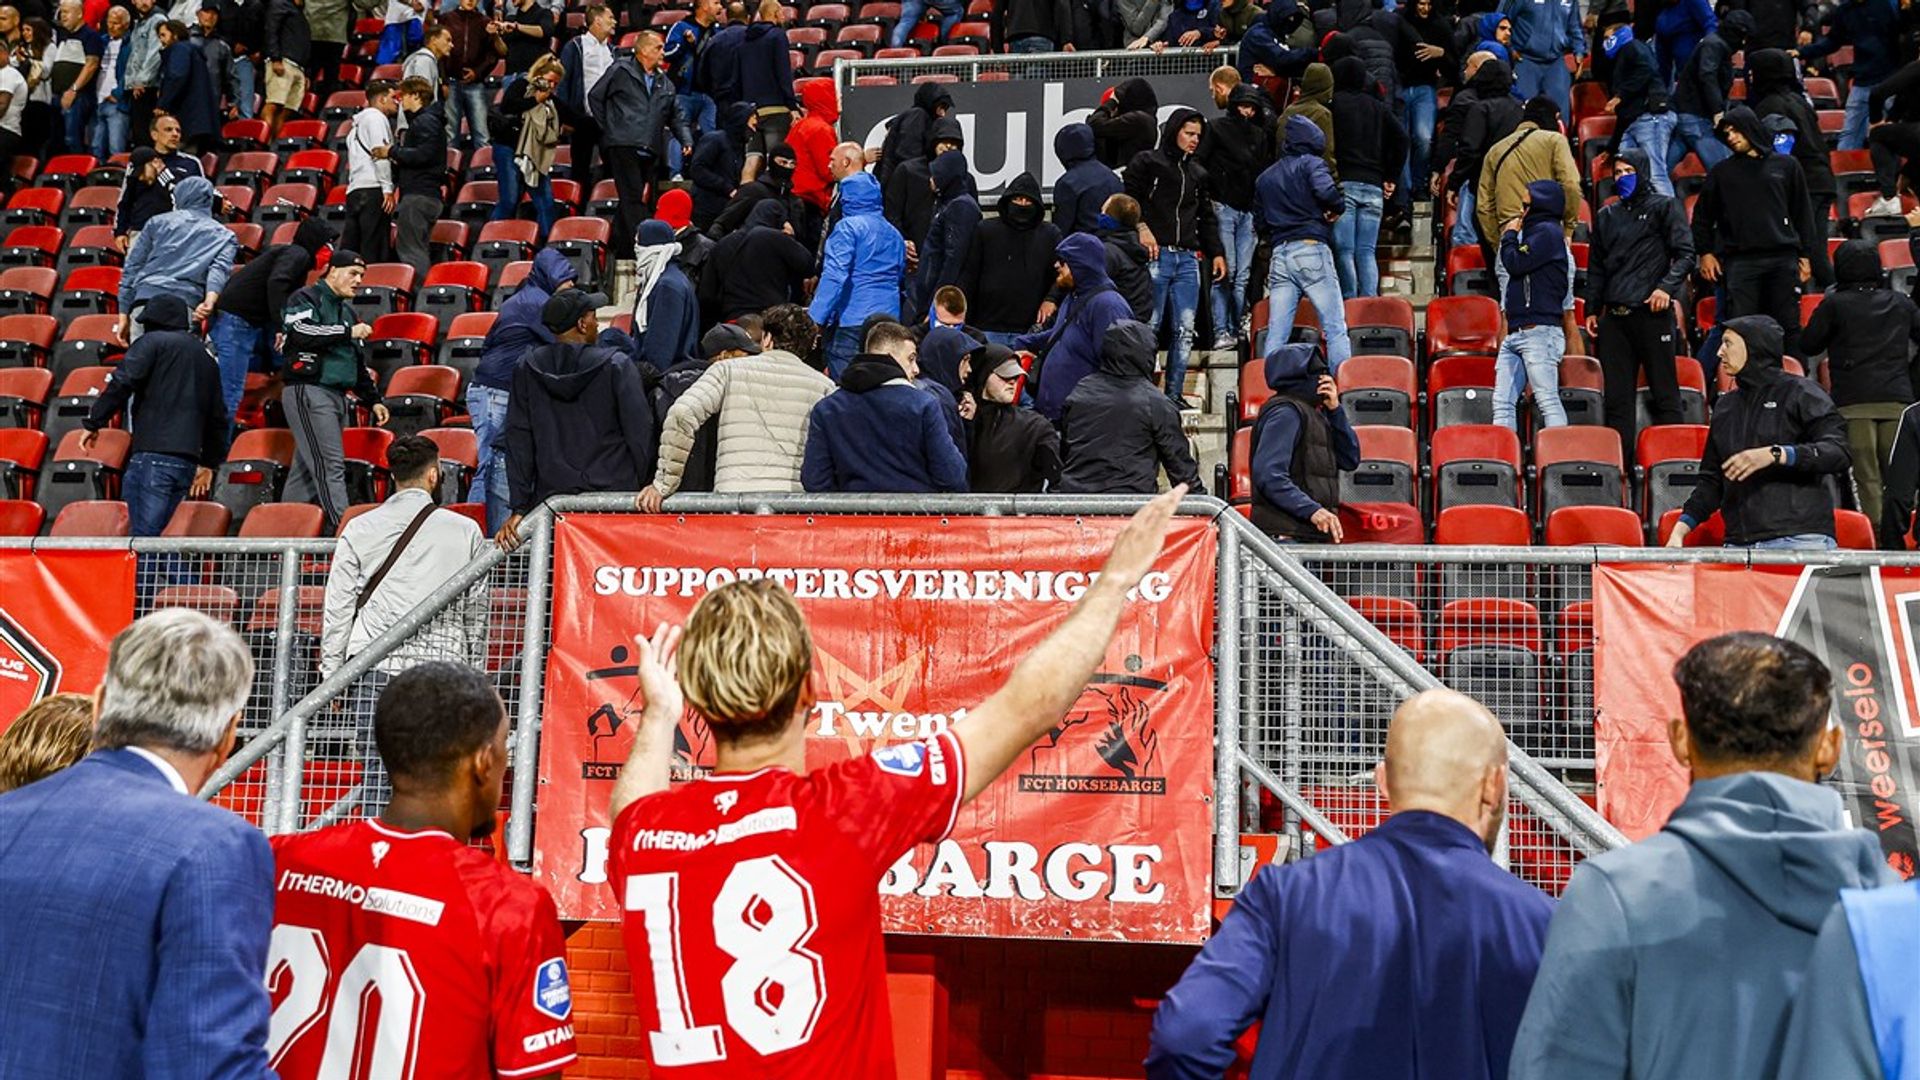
top-left (1123, 108), bottom-right (1222, 257)
top-left (1672, 12), bottom-right (1751, 119)
top-left (1091, 78), bottom-right (1160, 169)
top-left (1330, 56), bottom-right (1408, 188)
top-left (1680, 314), bottom-right (1850, 544)
top-left (1057, 320), bottom-right (1206, 494)
top-left (879, 82), bottom-right (952, 188)
top-left (960, 173), bottom-right (1063, 333)
top-left (1586, 147), bottom-right (1695, 307)
top-left (1802, 240), bottom-right (1920, 408)
top-left (1747, 48), bottom-right (1836, 199)
top-left (1197, 85), bottom-right (1276, 211)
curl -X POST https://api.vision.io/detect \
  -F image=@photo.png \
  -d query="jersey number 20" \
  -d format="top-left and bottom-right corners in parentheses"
top-left (625, 854), bottom-right (827, 1066)
top-left (265, 925), bottom-right (426, 1079)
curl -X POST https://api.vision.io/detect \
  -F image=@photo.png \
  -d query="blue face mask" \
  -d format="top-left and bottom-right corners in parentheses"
top-left (1602, 24), bottom-right (1633, 58)
top-left (1614, 171), bottom-right (1638, 200)
top-left (1773, 131), bottom-right (1796, 155)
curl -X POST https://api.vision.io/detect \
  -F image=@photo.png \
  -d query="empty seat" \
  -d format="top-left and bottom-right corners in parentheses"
top-left (1337, 354), bottom-right (1416, 429)
top-left (160, 500), bottom-right (233, 537)
top-left (383, 365), bottom-right (461, 437)
top-left (1424, 295), bottom-right (1501, 360)
top-left (1229, 360), bottom-right (1273, 428)
top-left (421, 426), bottom-right (477, 504)
top-left (1544, 505), bottom-right (1644, 546)
top-left (60, 184), bottom-right (119, 231)
top-left (39, 427), bottom-right (129, 525)
top-left (54, 266), bottom-right (120, 326)
top-left (342, 426), bottom-right (394, 504)
top-left (212, 428), bottom-right (296, 531)
top-left (43, 365), bottom-right (112, 446)
top-left (489, 260), bottom-right (533, 308)
top-left (366, 312), bottom-right (438, 386)
top-left (549, 216), bottom-right (612, 289)
top-left (49, 499), bottom-right (129, 537)
top-left (1438, 598), bottom-right (1544, 733)
top-left (474, 219), bottom-right (537, 277)
top-left (1557, 354), bottom-right (1604, 427)
top-left (219, 150), bottom-right (280, 190)
top-left (1340, 424), bottom-right (1419, 513)
top-left (1345, 296), bottom-right (1416, 358)
top-left (237, 501), bottom-right (326, 538)
top-left (1427, 354), bottom-right (1496, 430)
top-left (0, 366), bottom-right (52, 427)
top-left (0, 498), bottom-right (43, 534)
top-left (439, 310), bottom-right (494, 382)
top-left (0, 313), bottom-right (57, 369)
top-left (1636, 423), bottom-right (1708, 523)
top-left (280, 149), bottom-right (341, 190)
top-left (3, 188), bottom-right (63, 227)
top-left (1444, 243), bottom-right (1490, 296)
top-left (0, 266), bottom-right (56, 316)
top-left (418, 261), bottom-right (488, 332)
top-left (352, 262), bottom-right (417, 321)
top-left (1431, 423), bottom-right (1522, 515)
top-left (0, 427), bottom-right (47, 497)
top-left (1835, 509), bottom-right (1875, 550)
top-left (57, 224), bottom-right (121, 276)
top-left (53, 314), bottom-right (123, 377)
top-left (254, 183), bottom-right (319, 229)
top-left (0, 224), bottom-right (62, 268)
top-left (1534, 424), bottom-right (1625, 520)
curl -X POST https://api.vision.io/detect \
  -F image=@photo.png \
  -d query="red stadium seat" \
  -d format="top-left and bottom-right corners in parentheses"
top-left (237, 501), bottom-right (325, 538)
top-left (161, 500), bottom-right (233, 537)
top-left (0, 427), bottom-right (47, 497)
top-left (440, 310), bottom-right (495, 380)
top-left (0, 498), bottom-right (43, 534)
top-left (60, 184), bottom-right (119, 231)
top-left (353, 263), bottom-right (417, 320)
top-left (1835, 509), bottom-right (1875, 551)
top-left (0, 266), bottom-right (56, 316)
top-left (365, 312), bottom-right (439, 386)
top-left (49, 499), bottom-right (128, 537)
top-left (212, 428), bottom-right (296, 530)
top-left (0, 314), bottom-right (56, 369)
top-left (383, 365), bottom-right (462, 437)
top-left (342, 427), bottom-right (396, 504)
top-left (1337, 354), bottom-right (1416, 430)
top-left (1546, 504), bottom-right (1644, 547)
top-left (1345, 296), bottom-right (1415, 358)
top-left (1636, 424), bottom-right (1709, 523)
top-left (1426, 354), bottom-right (1496, 431)
top-left (1344, 424), bottom-right (1420, 512)
top-left (421, 426), bottom-right (478, 503)
top-left (1444, 243), bottom-right (1489, 296)
top-left (1656, 508), bottom-right (1724, 546)
top-left (418, 261), bottom-right (489, 332)
top-left (549, 216), bottom-right (612, 290)
top-left (1231, 361), bottom-right (1272, 427)
top-left (0, 366), bottom-right (52, 426)
top-left (0, 224), bottom-right (62, 268)
top-left (1533, 425), bottom-right (1626, 521)
top-left (3, 187), bottom-right (63, 227)
top-left (1424, 295), bottom-right (1501, 360)
top-left (1431, 424), bottom-right (1522, 515)
top-left (1557, 353), bottom-right (1604, 427)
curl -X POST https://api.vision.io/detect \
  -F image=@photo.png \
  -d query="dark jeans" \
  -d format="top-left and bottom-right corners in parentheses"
top-left (209, 311), bottom-right (271, 426)
top-left (1598, 304), bottom-right (1681, 457)
top-left (341, 187), bottom-right (393, 264)
top-left (1725, 253), bottom-right (1804, 359)
top-left (570, 113), bottom-right (603, 192)
top-left (125, 451), bottom-right (197, 538)
top-left (607, 145), bottom-right (659, 259)
top-left (1870, 121), bottom-right (1920, 199)
top-left (492, 143), bottom-right (557, 243)
top-left (1810, 193), bottom-right (1836, 288)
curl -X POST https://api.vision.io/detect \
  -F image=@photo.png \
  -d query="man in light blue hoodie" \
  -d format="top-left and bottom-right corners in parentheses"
top-left (1510, 632), bottom-right (1897, 1080)
top-left (809, 171), bottom-right (905, 379)
top-left (117, 175), bottom-right (237, 344)
top-left (1497, 0), bottom-right (1583, 121)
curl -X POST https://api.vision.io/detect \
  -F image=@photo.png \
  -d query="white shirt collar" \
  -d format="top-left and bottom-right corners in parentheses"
top-left (126, 746), bottom-right (190, 794)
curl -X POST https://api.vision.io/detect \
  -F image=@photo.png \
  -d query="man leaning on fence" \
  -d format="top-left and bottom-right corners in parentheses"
top-left (321, 434), bottom-right (489, 815)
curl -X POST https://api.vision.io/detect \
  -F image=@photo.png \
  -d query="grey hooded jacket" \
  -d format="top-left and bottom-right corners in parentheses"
top-left (119, 176), bottom-right (239, 310)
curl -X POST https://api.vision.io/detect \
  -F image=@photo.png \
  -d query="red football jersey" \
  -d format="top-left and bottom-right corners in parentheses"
top-left (610, 730), bottom-right (968, 1077)
top-left (268, 820), bottom-right (580, 1080)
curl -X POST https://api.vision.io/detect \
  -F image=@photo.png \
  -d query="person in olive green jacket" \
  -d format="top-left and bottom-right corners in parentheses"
top-left (1281, 62), bottom-right (1338, 174)
top-left (279, 249), bottom-right (388, 529)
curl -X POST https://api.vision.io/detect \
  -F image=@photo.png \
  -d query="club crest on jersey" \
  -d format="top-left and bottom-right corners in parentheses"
top-left (370, 841), bottom-right (390, 868)
top-left (871, 742), bottom-right (927, 777)
top-left (714, 790), bottom-right (739, 815)
top-left (534, 958), bottom-right (572, 1021)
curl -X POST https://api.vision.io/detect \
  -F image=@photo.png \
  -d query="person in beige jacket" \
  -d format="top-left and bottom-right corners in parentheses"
top-left (1474, 95), bottom-right (1581, 245)
top-left (637, 303), bottom-right (836, 508)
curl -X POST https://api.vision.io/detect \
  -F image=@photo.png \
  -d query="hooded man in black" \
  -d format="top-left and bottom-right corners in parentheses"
top-left (960, 172), bottom-right (1063, 343)
top-left (711, 143), bottom-right (809, 239)
top-left (700, 198), bottom-right (815, 320)
top-left (961, 343), bottom-right (1060, 493)
top-left (1234, 0), bottom-right (1314, 87)
top-left (886, 116), bottom-right (965, 255)
top-left (688, 101), bottom-right (757, 230)
top-left (914, 149), bottom-right (982, 319)
top-left (878, 81), bottom-right (951, 189)
top-left (1669, 314), bottom-right (1850, 549)
top-left (1693, 105), bottom-right (1818, 361)
top-left (1747, 48), bottom-right (1838, 287)
top-left (1670, 9), bottom-right (1751, 171)
top-left (1197, 84), bottom-right (1276, 339)
top-left (1804, 239), bottom-right (1920, 527)
top-left (209, 216), bottom-right (336, 424)
top-left (1091, 78), bottom-right (1160, 170)
top-left (1052, 121), bottom-right (1123, 236)
top-left (1057, 320), bottom-right (1206, 494)
top-left (1329, 55), bottom-right (1407, 298)
top-left (1587, 146), bottom-right (1694, 457)
top-left (1249, 340), bottom-right (1360, 542)
top-left (1127, 107), bottom-right (1225, 407)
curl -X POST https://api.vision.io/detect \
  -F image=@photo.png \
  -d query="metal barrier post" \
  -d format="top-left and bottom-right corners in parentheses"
top-left (1238, 560), bottom-right (1260, 838)
top-left (271, 547), bottom-right (303, 835)
top-left (507, 512), bottom-right (554, 867)
top-left (1214, 520), bottom-right (1242, 897)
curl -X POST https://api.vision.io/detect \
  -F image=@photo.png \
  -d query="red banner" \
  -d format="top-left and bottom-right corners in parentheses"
top-left (534, 514), bottom-right (1217, 942)
top-left (0, 550), bottom-right (136, 731)
top-left (1596, 564), bottom-right (1920, 880)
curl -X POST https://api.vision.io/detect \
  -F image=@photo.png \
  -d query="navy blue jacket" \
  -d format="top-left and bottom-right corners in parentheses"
top-left (802, 354), bottom-right (967, 492)
top-left (0, 750), bottom-right (275, 1079)
top-left (914, 151), bottom-right (982, 315)
top-left (1499, 180), bottom-right (1570, 330)
top-left (735, 20), bottom-right (797, 110)
top-left (474, 249), bottom-right (578, 391)
top-left (1147, 812), bottom-right (1554, 1079)
top-left (1017, 232), bottom-right (1137, 420)
top-left (1256, 116), bottom-right (1342, 245)
top-left (1051, 122), bottom-right (1123, 235)
top-left (638, 262), bottom-right (701, 372)
top-left (1235, 0), bottom-right (1314, 80)
top-left (1251, 343), bottom-right (1360, 520)
top-left (1799, 0), bottom-right (1902, 86)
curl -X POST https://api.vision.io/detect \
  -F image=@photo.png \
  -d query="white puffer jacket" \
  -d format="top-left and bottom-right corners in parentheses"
top-left (654, 350), bottom-right (836, 494)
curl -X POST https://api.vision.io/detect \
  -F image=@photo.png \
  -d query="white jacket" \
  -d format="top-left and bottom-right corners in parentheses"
top-left (654, 350), bottom-right (835, 495)
top-left (321, 487), bottom-right (489, 676)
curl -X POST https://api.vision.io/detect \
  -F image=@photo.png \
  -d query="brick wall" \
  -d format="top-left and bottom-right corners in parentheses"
top-left (562, 923), bottom-right (1201, 1079)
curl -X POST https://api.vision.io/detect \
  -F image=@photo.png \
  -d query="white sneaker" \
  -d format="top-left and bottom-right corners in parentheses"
top-left (1866, 195), bottom-right (1905, 218)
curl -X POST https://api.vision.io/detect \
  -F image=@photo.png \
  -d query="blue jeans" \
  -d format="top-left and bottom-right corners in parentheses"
top-left (1671, 112), bottom-right (1730, 171)
top-left (1451, 183), bottom-right (1479, 248)
top-left (1210, 202), bottom-right (1256, 339)
top-left (92, 100), bottom-right (128, 158)
top-left (447, 82), bottom-right (491, 148)
top-left (1513, 56), bottom-right (1571, 120)
top-left (1493, 324), bottom-right (1568, 430)
top-left (669, 91), bottom-right (717, 173)
top-left (1265, 239), bottom-right (1352, 373)
top-left (124, 452), bottom-right (197, 538)
top-left (61, 93), bottom-right (94, 155)
top-left (1749, 533), bottom-right (1838, 551)
top-left (209, 312), bottom-right (270, 426)
top-left (1007, 35), bottom-right (1053, 52)
top-left (232, 57), bottom-right (257, 119)
top-left (1149, 248), bottom-right (1201, 402)
top-left (1401, 84), bottom-right (1436, 195)
top-left (1620, 110), bottom-right (1677, 196)
top-left (466, 383), bottom-right (511, 533)
top-left (824, 323), bottom-right (863, 379)
top-left (1841, 83), bottom-right (1872, 152)
top-left (890, 0), bottom-right (963, 46)
top-left (1331, 181), bottom-right (1384, 297)
top-left (492, 142), bottom-right (557, 242)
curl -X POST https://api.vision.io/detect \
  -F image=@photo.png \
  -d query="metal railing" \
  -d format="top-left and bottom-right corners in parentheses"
top-left (128, 493), bottom-right (1623, 902)
top-left (832, 45), bottom-right (1235, 92)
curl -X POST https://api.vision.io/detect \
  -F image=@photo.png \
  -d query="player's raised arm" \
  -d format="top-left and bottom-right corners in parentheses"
top-left (953, 486), bottom-right (1187, 802)
top-left (610, 623), bottom-right (684, 822)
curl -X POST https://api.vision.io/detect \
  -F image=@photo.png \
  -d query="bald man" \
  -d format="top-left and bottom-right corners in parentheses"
top-left (1147, 690), bottom-right (1555, 1080)
top-left (814, 139), bottom-right (872, 270)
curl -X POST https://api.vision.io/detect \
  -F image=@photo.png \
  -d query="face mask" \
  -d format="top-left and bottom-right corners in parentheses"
top-left (1772, 131), bottom-right (1796, 155)
top-left (1601, 24), bottom-right (1632, 58)
top-left (1095, 212), bottom-right (1120, 230)
top-left (1614, 171), bottom-right (1638, 200)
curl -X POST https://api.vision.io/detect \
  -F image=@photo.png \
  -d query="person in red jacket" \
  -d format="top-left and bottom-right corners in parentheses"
top-left (788, 77), bottom-right (840, 231)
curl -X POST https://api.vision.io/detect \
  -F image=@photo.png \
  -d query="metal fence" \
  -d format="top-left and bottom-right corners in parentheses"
top-left (831, 45), bottom-right (1235, 91)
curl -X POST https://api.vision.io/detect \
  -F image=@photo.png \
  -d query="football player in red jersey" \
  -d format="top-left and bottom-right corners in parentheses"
top-left (269, 662), bottom-right (579, 1079)
top-left (607, 487), bottom-right (1187, 1077)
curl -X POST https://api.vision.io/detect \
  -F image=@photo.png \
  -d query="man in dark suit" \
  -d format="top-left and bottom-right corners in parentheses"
top-left (0, 608), bottom-right (273, 1079)
top-left (590, 29), bottom-right (694, 261)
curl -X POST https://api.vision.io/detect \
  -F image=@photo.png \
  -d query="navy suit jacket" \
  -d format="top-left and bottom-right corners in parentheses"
top-left (0, 748), bottom-right (275, 1079)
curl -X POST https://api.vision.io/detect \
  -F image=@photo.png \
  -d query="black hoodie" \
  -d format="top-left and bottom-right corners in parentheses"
top-left (1197, 85), bottom-right (1278, 211)
top-left (1746, 49), bottom-right (1836, 198)
top-left (215, 217), bottom-right (336, 328)
top-left (1681, 314), bottom-right (1851, 544)
top-left (1057, 320), bottom-right (1206, 494)
top-left (1330, 56), bottom-right (1408, 188)
top-left (1123, 109), bottom-right (1223, 257)
top-left (1693, 106), bottom-right (1817, 261)
top-left (1802, 240), bottom-right (1920, 408)
top-left (1091, 78), bottom-right (1161, 170)
top-left (879, 83), bottom-right (953, 188)
top-left (1672, 11), bottom-right (1751, 120)
top-left (1052, 121), bottom-right (1123, 235)
top-left (688, 102), bottom-right (756, 229)
top-left (702, 199), bottom-right (815, 320)
top-left (1448, 58), bottom-right (1521, 192)
top-left (885, 115), bottom-right (966, 247)
top-left (963, 344), bottom-right (1062, 493)
top-left (1587, 147), bottom-right (1695, 307)
top-left (505, 338), bottom-right (657, 514)
top-left (960, 173), bottom-right (1064, 333)
top-left (83, 294), bottom-right (230, 467)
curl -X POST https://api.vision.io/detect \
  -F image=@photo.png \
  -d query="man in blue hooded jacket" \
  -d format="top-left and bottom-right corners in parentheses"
top-left (1257, 115), bottom-right (1352, 373)
top-left (1052, 122), bottom-right (1122, 236)
top-left (1248, 341), bottom-right (1359, 543)
top-left (810, 171), bottom-right (905, 377)
top-left (1148, 687), bottom-right (1552, 1079)
top-left (118, 175), bottom-right (237, 343)
top-left (914, 149), bottom-right (980, 319)
top-left (1234, 0), bottom-right (1313, 85)
top-left (1511, 631), bottom-right (1897, 1080)
top-left (802, 319), bottom-right (966, 493)
top-left (469, 247), bottom-right (577, 533)
top-left (1493, 179), bottom-right (1570, 431)
top-left (1497, 0), bottom-right (1582, 119)
top-left (1018, 232), bottom-right (1137, 422)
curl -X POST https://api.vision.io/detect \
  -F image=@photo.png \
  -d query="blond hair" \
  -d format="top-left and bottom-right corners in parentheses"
top-left (678, 580), bottom-right (813, 745)
top-left (529, 54), bottom-right (563, 82)
top-left (1210, 65), bottom-right (1241, 89)
top-left (0, 693), bottom-right (95, 793)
